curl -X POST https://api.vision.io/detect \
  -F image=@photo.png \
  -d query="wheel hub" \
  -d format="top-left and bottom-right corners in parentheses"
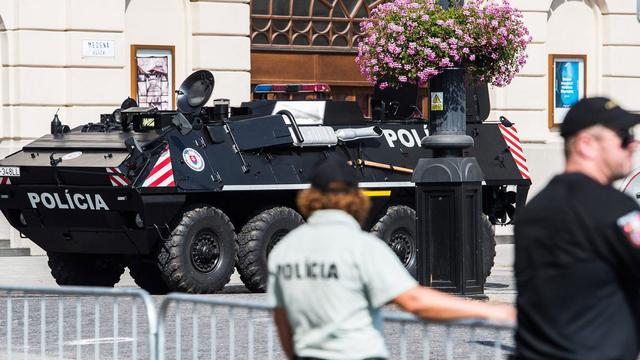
top-left (389, 229), bottom-right (414, 266)
top-left (191, 230), bottom-right (220, 273)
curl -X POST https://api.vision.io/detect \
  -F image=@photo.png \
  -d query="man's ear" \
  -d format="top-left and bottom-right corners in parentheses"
top-left (574, 132), bottom-right (597, 159)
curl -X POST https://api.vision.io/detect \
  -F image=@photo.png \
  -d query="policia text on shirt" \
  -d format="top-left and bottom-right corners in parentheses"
top-left (275, 262), bottom-right (339, 280)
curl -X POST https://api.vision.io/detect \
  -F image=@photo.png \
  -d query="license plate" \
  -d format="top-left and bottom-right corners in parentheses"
top-left (0, 167), bottom-right (20, 177)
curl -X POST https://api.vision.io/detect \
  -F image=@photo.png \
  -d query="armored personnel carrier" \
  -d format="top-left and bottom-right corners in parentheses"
top-left (0, 70), bottom-right (530, 293)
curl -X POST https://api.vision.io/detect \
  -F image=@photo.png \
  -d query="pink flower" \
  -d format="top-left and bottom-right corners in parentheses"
top-left (355, 0), bottom-right (530, 88)
top-left (439, 58), bottom-right (452, 67)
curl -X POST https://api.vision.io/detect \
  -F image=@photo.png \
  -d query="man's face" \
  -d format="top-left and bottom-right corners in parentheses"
top-left (590, 126), bottom-right (637, 182)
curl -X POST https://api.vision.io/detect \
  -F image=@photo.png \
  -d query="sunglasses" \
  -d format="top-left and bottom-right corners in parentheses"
top-left (617, 129), bottom-right (635, 149)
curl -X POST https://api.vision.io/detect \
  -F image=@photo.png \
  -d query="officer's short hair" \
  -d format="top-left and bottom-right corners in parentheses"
top-left (564, 135), bottom-right (576, 159)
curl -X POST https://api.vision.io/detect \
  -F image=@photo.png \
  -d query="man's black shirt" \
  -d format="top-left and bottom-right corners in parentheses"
top-left (515, 172), bottom-right (640, 360)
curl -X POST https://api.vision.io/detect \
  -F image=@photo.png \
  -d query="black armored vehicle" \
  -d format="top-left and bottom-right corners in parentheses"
top-left (0, 71), bottom-right (530, 293)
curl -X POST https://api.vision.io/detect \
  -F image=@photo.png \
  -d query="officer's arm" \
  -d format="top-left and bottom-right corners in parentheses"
top-left (393, 286), bottom-right (516, 322)
top-left (272, 307), bottom-right (294, 360)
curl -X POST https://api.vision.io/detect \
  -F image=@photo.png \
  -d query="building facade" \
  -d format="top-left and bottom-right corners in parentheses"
top-left (0, 0), bottom-right (638, 253)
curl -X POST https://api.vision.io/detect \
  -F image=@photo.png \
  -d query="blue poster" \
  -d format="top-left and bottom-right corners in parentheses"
top-left (555, 61), bottom-right (580, 108)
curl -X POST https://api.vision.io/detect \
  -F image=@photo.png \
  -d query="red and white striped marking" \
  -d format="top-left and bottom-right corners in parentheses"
top-left (106, 167), bottom-right (130, 187)
top-left (142, 147), bottom-right (175, 187)
top-left (0, 177), bottom-right (11, 185)
top-left (498, 124), bottom-right (530, 180)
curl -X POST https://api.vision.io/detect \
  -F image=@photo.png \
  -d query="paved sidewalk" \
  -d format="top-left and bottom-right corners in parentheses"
top-left (485, 243), bottom-right (516, 303)
top-left (0, 245), bottom-right (517, 303)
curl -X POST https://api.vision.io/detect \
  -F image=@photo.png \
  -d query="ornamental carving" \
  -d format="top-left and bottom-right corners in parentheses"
top-left (251, 0), bottom-right (385, 52)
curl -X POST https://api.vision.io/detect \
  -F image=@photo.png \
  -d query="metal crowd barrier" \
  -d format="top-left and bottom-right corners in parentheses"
top-left (0, 286), bottom-right (515, 360)
top-left (157, 293), bottom-right (281, 360)
top-left (382, 311), bottom-right (515, 360)
top-left (0, 285), bottom-right (158, 360)
top-left (157, 293), bottom-right (516, 360)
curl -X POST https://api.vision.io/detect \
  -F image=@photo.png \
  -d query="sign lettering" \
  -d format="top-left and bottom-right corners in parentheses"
top-left (82, 40), bottom-right (115, 58)
top-left (27, 192), bottom-right (109, 210)
top-left (382, 127), bottom-right (429, 148)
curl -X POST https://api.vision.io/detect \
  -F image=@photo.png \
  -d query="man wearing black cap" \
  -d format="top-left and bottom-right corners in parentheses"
top-left (267, 158), bottom-right (516, 360)
top-left (514, 97), bottom-right (640, 360)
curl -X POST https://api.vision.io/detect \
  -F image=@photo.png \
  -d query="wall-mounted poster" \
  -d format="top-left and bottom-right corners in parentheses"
top-left (548, 54), bottom-right (586, 127)
top-left (130, 45), bottom-right (175, 110)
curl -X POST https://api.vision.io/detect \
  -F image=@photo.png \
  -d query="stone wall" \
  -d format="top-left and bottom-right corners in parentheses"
top-left (492, 0), bottom-right (640, 200)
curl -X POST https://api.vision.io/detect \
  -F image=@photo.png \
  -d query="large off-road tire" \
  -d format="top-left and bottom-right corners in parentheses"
top-left (371, 206), bottom-right (497, 282)
top-left (127, 256), bottom-right (171, 295)
top-left (236, 207), bottom-right (304, 293)
top-left (481, 215), bottom-right (497, 280)
top-left (157, 206), bottom-right (236, 293)
top-left (47, 252), bottom-right (125, 287)
top-left (371, 205), bottom-right (418, 277)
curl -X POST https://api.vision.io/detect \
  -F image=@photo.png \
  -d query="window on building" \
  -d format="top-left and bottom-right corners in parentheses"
top-left (250, 0), bottom-right (427, 120)
top-left (251, 0), bottom-right (384, 52)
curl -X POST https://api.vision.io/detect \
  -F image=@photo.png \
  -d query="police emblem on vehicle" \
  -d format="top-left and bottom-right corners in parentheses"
top-left (27, 192), bottom-right (109, 210)
top-left (182, 148), bottom-right (205, 172)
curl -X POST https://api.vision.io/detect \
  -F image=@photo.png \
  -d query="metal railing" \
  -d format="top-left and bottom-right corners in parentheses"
top-left (0, 285), bottom-right (158, 360)
top-left (157, 293), bottom-right (515, 360)
top-left (157, 294), bottom-right (282, 360)
top-left (382, 311), bottom-right (515, 360)
top-left (1, 286), bottom-right (515, 360)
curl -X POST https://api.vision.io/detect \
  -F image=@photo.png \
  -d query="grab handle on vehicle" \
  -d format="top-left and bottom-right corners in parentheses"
top-left (277, 110), bottom-right (305, 144)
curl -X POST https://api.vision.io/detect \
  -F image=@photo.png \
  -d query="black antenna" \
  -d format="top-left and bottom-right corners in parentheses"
top-left (50, 108), bottom-right (61, 135)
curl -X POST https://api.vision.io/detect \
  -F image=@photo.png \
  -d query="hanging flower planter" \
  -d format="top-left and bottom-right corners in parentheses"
top-left (355, 0), bottom-right (532, 89)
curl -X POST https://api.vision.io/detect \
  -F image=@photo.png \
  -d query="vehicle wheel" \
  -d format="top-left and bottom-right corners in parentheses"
top-left (236, 207), bottom-right (304, 293)
top-left (157, 206), bottom-right (236, 294)
top-left (481, 215), bottom-right (496, 280)
top-left (128, 256), bottom-right (171, 295)
top-left (371, 205), bottom-right (417, 277)
top-left (47, 252), bottom-right (125, 287)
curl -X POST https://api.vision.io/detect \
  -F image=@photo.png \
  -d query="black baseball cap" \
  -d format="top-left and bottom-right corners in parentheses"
top-left (560, 97), bottom-right (640, 138)
top-left (309, 158), bottom-right (358, 192)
